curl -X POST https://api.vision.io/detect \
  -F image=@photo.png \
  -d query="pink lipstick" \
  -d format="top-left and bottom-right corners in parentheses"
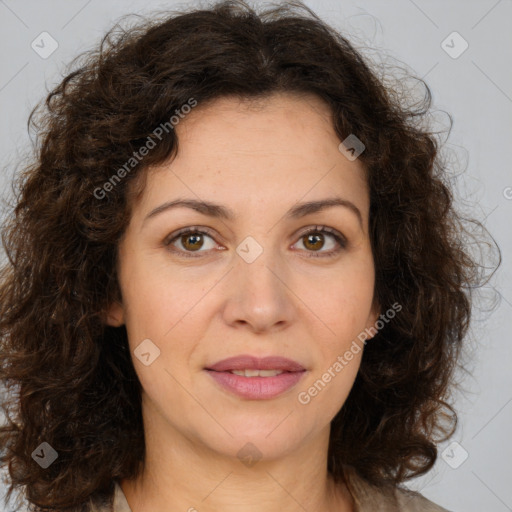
top-left (204, 355), bottom-right (306, 400)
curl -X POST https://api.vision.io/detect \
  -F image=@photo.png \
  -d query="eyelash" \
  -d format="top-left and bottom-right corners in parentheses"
top-left (163, 225), bottom-right (347, 259)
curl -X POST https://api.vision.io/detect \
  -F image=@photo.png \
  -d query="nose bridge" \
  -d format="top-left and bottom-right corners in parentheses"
top-left (236, 234), bottom-right (285, 299)
top-left (222, 234), bottom-right (294, 331)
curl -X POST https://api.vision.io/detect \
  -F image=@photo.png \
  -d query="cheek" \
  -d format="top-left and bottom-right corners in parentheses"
top-left (307, 262), bottom-right (375, 343)
top-left (119, 268), bottom-right (203, 399)
top-left (119, 251), bottom-right (209, 342)
top-left (297, 340), bottom-right (362, 425)
top-left (296, 271), bottom-right (373, 415)
top-left (119, 263), bottom-right (220, 406)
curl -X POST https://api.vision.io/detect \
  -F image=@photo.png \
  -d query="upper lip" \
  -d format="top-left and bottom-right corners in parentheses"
top-left (205, 355), bottom-right (305, 372)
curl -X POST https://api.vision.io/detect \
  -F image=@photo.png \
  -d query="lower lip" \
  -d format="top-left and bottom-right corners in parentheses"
top-left (205, 370), bottom-right (306, 399)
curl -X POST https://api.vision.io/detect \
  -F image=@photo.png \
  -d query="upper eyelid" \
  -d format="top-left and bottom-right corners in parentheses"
top-left (165, 225), bottom-right (346, 249)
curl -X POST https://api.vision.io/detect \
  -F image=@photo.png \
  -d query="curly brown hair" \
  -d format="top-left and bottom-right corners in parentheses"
top-left (0, 0), bottom-right (496, 510)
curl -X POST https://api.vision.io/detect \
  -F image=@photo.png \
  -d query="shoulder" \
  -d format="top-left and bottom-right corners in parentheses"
top-left (341, 465), bottom-right (452, 512)
top-left (112, 481), bottom-right (133, 512)
top-left (87, 476), bottom-right (451, 512)
top-left (81, 481), bottom-right (131, 512)
top-left (394, 485), bottom-right (452, 512)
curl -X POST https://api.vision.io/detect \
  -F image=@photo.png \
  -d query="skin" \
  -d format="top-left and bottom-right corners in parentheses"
top-left (106, 91), bottom-right (380, 512)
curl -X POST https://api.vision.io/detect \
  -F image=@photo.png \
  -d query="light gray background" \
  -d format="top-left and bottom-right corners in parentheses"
top-left (0, 1), bottom-right (511, 511)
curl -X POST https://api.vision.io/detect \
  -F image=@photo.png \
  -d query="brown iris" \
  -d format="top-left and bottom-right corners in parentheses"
top-left (302, 232), bottom-right (325, 251)
top-left (177, 230), bottom-right (327, 253)
top-left (181, 233), bottom-right (204, 251)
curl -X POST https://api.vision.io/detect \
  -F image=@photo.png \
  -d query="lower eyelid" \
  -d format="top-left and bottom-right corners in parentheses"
top-left (165, 231), bottom-right (217, 254)
top-left (165, 228), bottom-right (346, 257)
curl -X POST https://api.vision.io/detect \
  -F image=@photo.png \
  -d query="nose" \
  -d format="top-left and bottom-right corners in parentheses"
top-left (221, 245), bottom-right (296, 334)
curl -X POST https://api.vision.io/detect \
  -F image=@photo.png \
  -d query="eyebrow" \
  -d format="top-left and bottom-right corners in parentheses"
top-left (143, 197), bottom-right (363, 228)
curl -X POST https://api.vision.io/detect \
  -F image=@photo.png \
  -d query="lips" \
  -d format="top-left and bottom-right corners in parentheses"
top-left (205, 355), bottom-right (305, 373)
top-left (204, 355), bottom-right (306, 400)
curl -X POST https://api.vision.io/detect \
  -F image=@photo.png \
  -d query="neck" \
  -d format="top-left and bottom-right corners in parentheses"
top-left (120, 403), bottom-right (354, 512)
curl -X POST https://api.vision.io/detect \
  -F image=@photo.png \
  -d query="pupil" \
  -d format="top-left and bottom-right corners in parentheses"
top-left (180, 233), bottom-right (325, 252)
top-left (305, 233), bottom-right (323, 250)
top-left (183, 234), bottom-right (203, 250)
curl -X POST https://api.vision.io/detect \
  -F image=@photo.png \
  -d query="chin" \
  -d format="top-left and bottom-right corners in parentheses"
top-left (199, 424), bottom-right (306, 462)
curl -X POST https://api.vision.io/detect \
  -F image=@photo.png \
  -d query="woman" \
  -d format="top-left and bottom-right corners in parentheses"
top-left (0, 1), bottom-right (491, 510)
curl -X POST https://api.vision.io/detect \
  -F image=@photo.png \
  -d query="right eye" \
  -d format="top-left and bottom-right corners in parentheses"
top-left (164, 226), bottom-right (220, 258)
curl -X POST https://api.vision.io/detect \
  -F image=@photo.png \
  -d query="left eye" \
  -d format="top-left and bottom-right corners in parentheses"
top-left (164, 225), bottom-right (346, 258)
top-left (294, 226), bottom-right (346, 257)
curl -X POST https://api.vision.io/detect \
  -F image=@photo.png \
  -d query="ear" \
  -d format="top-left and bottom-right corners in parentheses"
top-left (103, 301), bottom-right (125, 327)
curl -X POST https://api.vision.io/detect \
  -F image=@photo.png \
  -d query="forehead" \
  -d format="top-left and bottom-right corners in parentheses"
top-left (133, 92), bottom-right (370, 224)
top-left (177, 92), bottom-right (340, 154)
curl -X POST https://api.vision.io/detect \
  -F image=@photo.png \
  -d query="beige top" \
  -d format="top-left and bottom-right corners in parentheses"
top-left (89, 467), bottom-right (452, 512)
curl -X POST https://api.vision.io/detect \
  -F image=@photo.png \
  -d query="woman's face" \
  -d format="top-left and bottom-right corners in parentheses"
top-left (106, 92), bottom-right (379, 462)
